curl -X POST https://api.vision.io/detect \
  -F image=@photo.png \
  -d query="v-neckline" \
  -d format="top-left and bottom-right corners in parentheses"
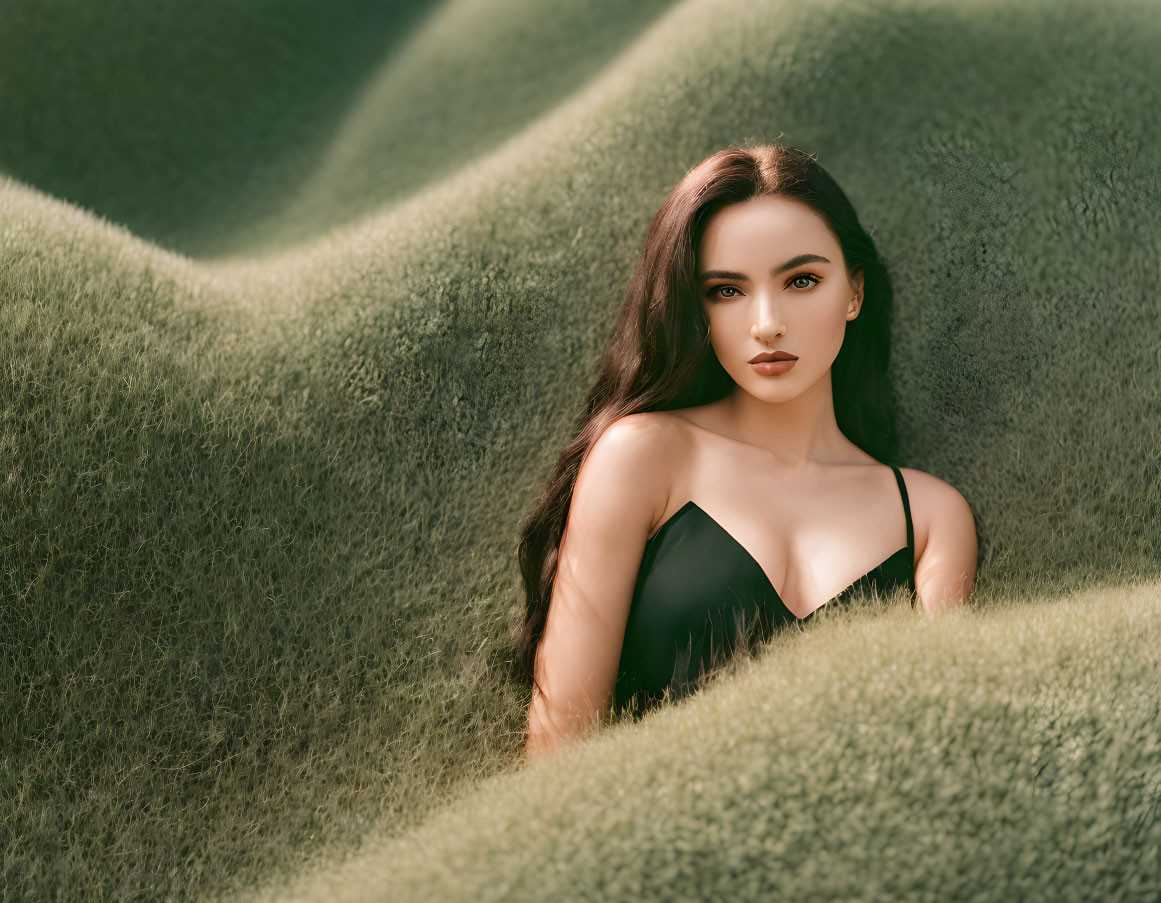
top-left (647, 500), bottom-right (911, 620)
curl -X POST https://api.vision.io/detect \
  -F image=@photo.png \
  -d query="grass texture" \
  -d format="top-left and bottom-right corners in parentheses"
top-left (244, 583), bottom-right (1161, 902)
top-left (2, 0), bottom-right (1159, 899)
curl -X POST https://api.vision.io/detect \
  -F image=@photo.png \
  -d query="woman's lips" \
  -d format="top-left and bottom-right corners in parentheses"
top-left (751, 358), bottom-right (797, 375)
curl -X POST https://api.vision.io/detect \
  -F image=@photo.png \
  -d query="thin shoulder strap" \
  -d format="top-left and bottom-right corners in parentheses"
top-left (889, 464), bottom-right (915, 550)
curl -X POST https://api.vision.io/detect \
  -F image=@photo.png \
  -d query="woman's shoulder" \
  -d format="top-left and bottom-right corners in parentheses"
top-left (895, 466), bottom-right (969, 505)
top-left (600, 410), bottom-right (692, 459)
top-left (619, 405), bottom-right (720, 441)
top-left (894, 466), bottom-right (974, 556)
top-left (579, 412), bottom-right (686, 535)
top-left (595, 411), bottom-right (692, 493)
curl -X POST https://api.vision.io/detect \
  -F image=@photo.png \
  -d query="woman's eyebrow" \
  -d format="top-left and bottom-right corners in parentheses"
top-left (699, 253), bottom-right (831, 282)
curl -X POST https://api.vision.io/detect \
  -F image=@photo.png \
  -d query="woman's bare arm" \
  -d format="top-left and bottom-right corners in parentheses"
top-left (908, 469), bottom-right (978, 613)
top-left (524, 413), bottom-right (673, 762)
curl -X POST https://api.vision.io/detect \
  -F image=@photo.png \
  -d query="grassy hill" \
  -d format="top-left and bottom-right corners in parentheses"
top-left (245, 585), bottom-right (1161, 902)
top-left (2, 0), bottom-right (1159, 899)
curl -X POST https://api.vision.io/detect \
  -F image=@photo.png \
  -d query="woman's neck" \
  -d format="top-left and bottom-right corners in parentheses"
top-left (715, 376), bottom-right (853, 468)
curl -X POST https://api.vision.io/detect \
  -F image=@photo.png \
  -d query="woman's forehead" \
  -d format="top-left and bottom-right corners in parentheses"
top-left (698, 199), bottom-right (836, 266)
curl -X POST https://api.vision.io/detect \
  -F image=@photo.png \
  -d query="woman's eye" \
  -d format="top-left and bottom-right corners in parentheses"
top-left (708, 274), bottom-right (821, 299)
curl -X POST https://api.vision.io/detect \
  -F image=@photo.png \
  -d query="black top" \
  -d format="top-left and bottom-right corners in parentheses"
top-left (614, 464), bottom-right (917, 716)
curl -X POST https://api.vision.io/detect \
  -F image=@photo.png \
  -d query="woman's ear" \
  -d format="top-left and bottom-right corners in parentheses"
top-left (847, 270), bottom-right (865, 319)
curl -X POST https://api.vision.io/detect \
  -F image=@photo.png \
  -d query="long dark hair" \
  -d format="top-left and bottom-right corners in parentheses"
top-left (514, 141), bottom-right (901, 704)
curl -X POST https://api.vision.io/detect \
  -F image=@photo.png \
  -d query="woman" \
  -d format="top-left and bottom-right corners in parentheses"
top-left (517, 142), bottom-right (978, 761)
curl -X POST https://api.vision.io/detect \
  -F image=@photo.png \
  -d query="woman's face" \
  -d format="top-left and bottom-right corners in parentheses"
top-left (696, 195), bottom-right (864, 400)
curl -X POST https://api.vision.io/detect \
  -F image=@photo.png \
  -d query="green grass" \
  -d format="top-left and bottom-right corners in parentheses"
top-left (241, 583), bottom-right (1161, 902)
top-left (2, 0), bottom-right (1160, 899)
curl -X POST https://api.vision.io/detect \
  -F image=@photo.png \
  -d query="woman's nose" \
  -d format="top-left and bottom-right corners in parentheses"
top-left (751, 291), bottom-right (785, 337)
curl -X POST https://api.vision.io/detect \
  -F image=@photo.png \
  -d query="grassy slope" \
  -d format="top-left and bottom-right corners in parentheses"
top-left (248, 583), bottom-right (1161, 903)
top-left (1, 0), bottom-right (1159, 899)
top-left (0, 0), bottom-right (435, 258)
top-left (0, 0), bottom-right (676, 259)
